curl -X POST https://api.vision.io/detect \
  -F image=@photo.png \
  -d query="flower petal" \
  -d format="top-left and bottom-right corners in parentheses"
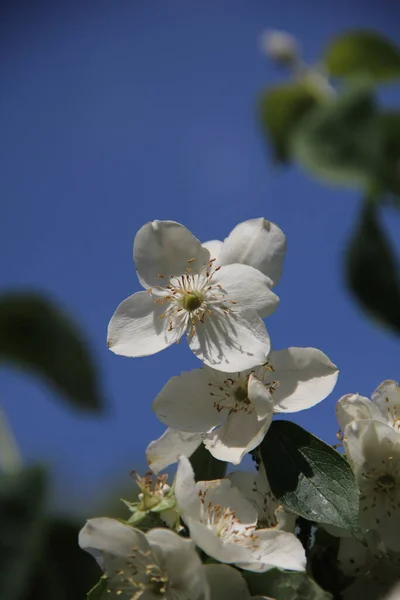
top-left (212, 263), bottom-right (279, 318)
top-left (175, 456), bottom-right (202, 522)
top-left (146, 428), bottom-right (202, 474)
top-left (336, 393), bottom-right (383, 431)
top-left (248, 373), bottom-right (274, 421)
top-left (202, 239), bottom-right (223, 262)
top-left (190, 309), bottom-right (271, 372)
top-left (269, 347), bottom-right (338, 413)
top-left (186, 518), bottom-right (252, 565)
top-left (134, 220), bottom-right (210, 288)
top-left (205, 564), bottom-right (251, 600)
top-left (107, 291), bottom-right (185, 357)
top-left (146, 529), bottom-right (207, 600)
top-left (195, 478), bottom-right (258, 525)
top-left (78, 517), bottom-right (150, 572)
top-left (152, 368), bottom-right (224, 433)
top-left (204, 411), bottom-right (271, 464)
top-left (236, 529), bottom-right (306, 572)
top-left (218, 218), bottom-right (287, 286)
top-left (371, 380), bottom-right (400, 429)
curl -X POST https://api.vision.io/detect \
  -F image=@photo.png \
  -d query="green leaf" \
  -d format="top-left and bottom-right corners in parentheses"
top-left (189, 444), bottom-right (227, 482)
top-left (0, 292), bottom-right (103, 412)
top-left (379, 111), bottom-right (400, 199)
top-left (325, 30), bottom-right (400, 82)
top-left (260, 421), bottom-right (360, 532)
top-left (258, 83), bottom-right (318, 163)
top-left (0, 467), bottom-right (47, 600)
top-left (292, 84), bottom-right (381, 187)
top-left (244, 569), bottom-right (332, 600)
top-left (87, 577), bottom-right (108, 600)
top-left (346, 201), bottom-right (400, 335)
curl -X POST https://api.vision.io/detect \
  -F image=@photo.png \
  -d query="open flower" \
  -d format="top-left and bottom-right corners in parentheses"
top-left (343, 419), bottom-right (400, 552)
top-left (107, 220), bottom-right (279, 371)
top-left (174, 456), bottom-right (306, 572)
top-left (336, 380), bottom-right (400, 433)
top-left (202, 218), bottom-right (286, 287)
top-left (79, 518), bottom-right (208, 600)
top-left (152, 347), bottom-right (338, 464)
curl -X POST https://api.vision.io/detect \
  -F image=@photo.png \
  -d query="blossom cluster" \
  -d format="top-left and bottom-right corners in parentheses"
top-left (80, 218), bottom-right (343, 599)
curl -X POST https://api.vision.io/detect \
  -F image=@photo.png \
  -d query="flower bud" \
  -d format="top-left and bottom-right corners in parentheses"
top-left (260, 29), bottom-right (300, 65)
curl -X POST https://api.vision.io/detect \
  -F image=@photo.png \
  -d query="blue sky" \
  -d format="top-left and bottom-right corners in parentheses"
top-left (1, 0), bottom-right (400, 514)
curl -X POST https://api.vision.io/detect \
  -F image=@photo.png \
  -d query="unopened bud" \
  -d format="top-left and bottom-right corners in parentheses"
top-left (260, 30), bottom-right (300, 65)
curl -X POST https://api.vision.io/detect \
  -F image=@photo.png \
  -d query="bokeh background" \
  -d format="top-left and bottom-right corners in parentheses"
top-left (1, 0), bottom-right (400, 516)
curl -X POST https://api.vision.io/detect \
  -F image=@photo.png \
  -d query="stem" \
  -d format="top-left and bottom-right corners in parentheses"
top-left (0, 404), bottom-right (22, 473)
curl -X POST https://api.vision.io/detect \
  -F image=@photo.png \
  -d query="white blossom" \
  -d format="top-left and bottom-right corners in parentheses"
top-left (79, 518), bottom-right (208, 600)
top-left (107, 220), bottom-right (279, 372)
top-left (146, 428), bottom-right (203, 475)
top-left (174, 456), bottom-right (306, 572)
top-left (202, 218), bottom-right (286, 286)
top-left (152, 347), bottom-right (338, 464)
top-left (259, 30), bottom-right (300, 64)
top-left (343, 419), bottom-right (400, 552)
top-left (336, 380), bottom-right (400, 433)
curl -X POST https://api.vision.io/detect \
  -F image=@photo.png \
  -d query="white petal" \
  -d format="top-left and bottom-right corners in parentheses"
top-left (146, 428), bottom-right (202, 474)
top-left (146, 529), bottom-right (207, 600)
top-left (107, 291), bottom-right (184, 357)
top-left (219, 218), bottom-right (287, 286)
top-left (248, 373), bottom-right (274, 420)
top-left (204, 411), bottom-right (271, 464)
top-left (78, 518), bottom-right (150, 572)
top-left (152, 369), bottom-right (224, 433)
top-left (371, 380), bottom-right (400, 429)
top-left (236, 529), bottom-right (306, 572)
top-left (269, 347), bottom-right (338, 413)
top-left (343, 419), bottom-right (400, 475)
top-left (134, 220), bottom-right (210, 288)
top-left (186, 518), bottom-right (252, 564)
top-left (336, 393), bottom-right (383, 431)
top-left (202, 240), bottom-right (223, 262)
top-left (190, 309), bottom-right (271, 373)
top-left (205, 564), bottom-right (251, 600)
top-left (212, 263), bottom-right (279, 318)
top-left (175, 456), bottom-right (202, 521)
top-left (195, 478), bottom-right (258, 525)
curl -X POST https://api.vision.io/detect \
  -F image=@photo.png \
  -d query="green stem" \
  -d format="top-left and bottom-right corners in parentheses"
top-left (0, 404), bottom-right (22, 473)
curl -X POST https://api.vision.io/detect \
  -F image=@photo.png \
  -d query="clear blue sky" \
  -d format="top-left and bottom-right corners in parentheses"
top-left (1, 0), bottom-right (400, 514)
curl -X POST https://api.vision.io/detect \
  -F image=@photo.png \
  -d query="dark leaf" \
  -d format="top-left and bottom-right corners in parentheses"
top-left (325, 30), bottom-right (400, 82)
top-left (0, 292), bottom-right (103, 412)
top-left (87, 577), bottom-right (108, 600)
top-left (346, 201), bottom-right (400, 335)
top-left (189, 444), bottom-right (227, 482)
top-left (258, 83), bottom-right (317, 163)
top-left (379, 111), bottom-right (400, 200)
top-left (292, 84), bottom-right (381, 187)
top-left (260, 421), bottom-right (360, 532)
top-left (0, 467), bottom-right (47, 600)
top-left (244, 568), bottom-right (332, 600)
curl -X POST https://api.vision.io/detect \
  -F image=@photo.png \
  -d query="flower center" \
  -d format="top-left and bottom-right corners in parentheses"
top-left (234, 385), bottom-right (249, 403)
top-left (182, 292), bottom-right (203, 312)
top-left (377, 474), bottom-right (396, 490)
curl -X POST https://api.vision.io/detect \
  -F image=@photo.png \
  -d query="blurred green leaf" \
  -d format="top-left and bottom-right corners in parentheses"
top-left (0, 467), bottom-right (47, 600)
top-left (379, 111), bottom-right (400, 200)
top-left (292, 84), bottom-right (381, 187)
top-left (325, 30), bottom-right (400, 82)
top-left (0, 292), bottom-right (103, 412)
top-left (258, 83), bottom-right (317, 163)
top-left (245, 569), bottom-right (332, 600)
top-left (260, 421), bottom-right (360, 532)
top-left (346, 201), bottom-right (400, 335)
top-left (189, 444), bottom-right (227, 482)
top-left (87, 577), bottom-right (108, 600)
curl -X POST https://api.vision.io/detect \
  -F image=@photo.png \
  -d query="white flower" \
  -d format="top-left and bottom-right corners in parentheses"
top-left (259, 30), bottom-right (300, 64)
top-left (122, 471), bottom-right (180, 531)
top-left (152, 347), bottom-right (338, 464)
top-left (107, 220), bottom-right (279, 372)
top-left (79, 517), bottom-right (208, 600)
top-left (174, 456), bottom-right (306, 572)
top-left (202, 218), bottom-right (286, 286)
top-left (336, 380), bottom-right (400, 433)
top-left (343, 419), bottom-right (400, 552)
top-left (229, 463), bottom-right (297, 532)
top-left (146, 428), bottom-right (204, 475)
